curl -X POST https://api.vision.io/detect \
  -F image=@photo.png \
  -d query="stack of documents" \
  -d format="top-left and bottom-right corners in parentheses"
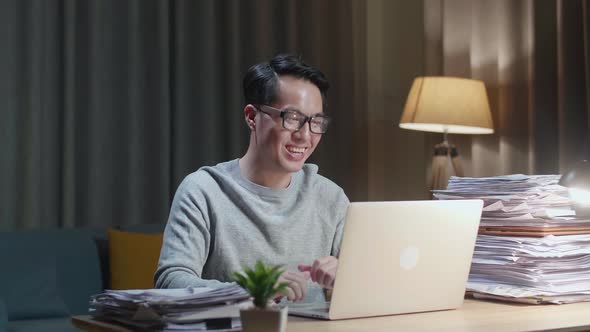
top-left (433, 174), bottom-right (590, 236)
top-left (434, 174), bottom-right (590, 304)
top-left (468, 234), bottom-right (590, 304)
top-left (89, 285), bottom-right (251, 331)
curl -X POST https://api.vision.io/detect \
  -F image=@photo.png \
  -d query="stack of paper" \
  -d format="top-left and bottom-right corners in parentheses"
top-left (433, 174), bottom-right (590, 236)
top-left (468, 234), bottom-right (590, 304)
top-left (89, 285), bottom-right (251, 331)
top-left (434, 174), bottom-right (590, 304)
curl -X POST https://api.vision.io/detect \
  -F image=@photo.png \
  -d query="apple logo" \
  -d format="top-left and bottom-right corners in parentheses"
top-left (400, 246), bottom-right (420, 270)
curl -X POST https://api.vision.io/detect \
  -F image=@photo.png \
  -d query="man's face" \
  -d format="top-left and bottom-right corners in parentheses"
top-left (254, 75), bottom-right (324, 174)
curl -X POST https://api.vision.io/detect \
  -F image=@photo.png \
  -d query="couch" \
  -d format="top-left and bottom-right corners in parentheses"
top-left (0, 224), bottom-right (165, 332)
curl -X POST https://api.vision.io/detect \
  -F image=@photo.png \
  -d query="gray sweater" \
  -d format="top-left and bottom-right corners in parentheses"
top-left (154, 159), bottom-right (349, 302)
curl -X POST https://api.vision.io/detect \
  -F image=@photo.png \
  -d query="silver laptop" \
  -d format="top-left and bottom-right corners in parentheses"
top-left (288, 200), bottom-right (483, 320)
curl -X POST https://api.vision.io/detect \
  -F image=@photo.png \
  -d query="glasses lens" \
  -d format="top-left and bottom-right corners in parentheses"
top-left (310, 117), bottom-right (329, 134)
top-left (283, 110), bottom-right (305, 131)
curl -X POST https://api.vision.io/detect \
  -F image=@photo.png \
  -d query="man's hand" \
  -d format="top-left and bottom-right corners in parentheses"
top-left (298, 256), bottom-right (338, 289)
top-left (274, 270), bottom-right (311, 302)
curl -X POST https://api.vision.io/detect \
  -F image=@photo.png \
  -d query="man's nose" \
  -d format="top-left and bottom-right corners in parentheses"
top-left (293, 121), bottom-right (311, 141)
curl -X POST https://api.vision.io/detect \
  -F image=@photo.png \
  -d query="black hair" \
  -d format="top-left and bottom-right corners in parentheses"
top-left (243, 54), bottom-right (329, 110)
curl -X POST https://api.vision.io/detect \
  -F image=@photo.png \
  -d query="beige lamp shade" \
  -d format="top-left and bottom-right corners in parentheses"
top-left (399, 77), bottom-right (494, 134)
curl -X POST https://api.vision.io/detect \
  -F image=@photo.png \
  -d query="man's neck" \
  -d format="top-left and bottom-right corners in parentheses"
top-left (239, 152), bottom-right (292, 189)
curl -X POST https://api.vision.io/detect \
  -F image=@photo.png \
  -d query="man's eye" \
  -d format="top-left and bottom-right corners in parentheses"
top-left (285, 111), bottom-right (304, 120)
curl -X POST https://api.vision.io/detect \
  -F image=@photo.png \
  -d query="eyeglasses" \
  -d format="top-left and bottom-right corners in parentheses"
top-left (255, 105), bottom-right (331, 134)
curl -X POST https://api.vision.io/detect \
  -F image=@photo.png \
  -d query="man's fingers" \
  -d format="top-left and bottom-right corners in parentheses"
top-left (319, 270), bottom-right (335, 289)
top-left (307, 257), bottom-right (339, 287)
top-left (281, 271), bottom-right (309, 301)
top-left (321, 261), bottom-right (338, 288)
top-left (282, 286), bottom-right (296, 301)
top-left (311, 259), bottom-right (322, 282)
top-left (294, 270), bottom-right (310, 283)
top-left (315, 268), bottom-right (326, 285)
top-left (295, 257), bottom-right (340, 289)
top-left (298, 272), bottom-right (310, 300)
top-left (289, 279), bottom-right (303, 301)
top-left (290, 270), bottom-right (310, 284)
top-left (298, 264), bottom-right (311, 272)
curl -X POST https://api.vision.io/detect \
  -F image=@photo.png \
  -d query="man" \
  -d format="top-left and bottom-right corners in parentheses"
top-left (154, 54), bottom-right (349, 303)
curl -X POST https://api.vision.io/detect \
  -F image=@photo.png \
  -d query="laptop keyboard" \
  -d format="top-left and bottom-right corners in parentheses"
top-left (288, 302), bottom-right (330, 312)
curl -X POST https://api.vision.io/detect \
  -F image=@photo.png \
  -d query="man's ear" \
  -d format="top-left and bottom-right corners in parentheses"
top-left (244, 104), bottom-right (257, 131)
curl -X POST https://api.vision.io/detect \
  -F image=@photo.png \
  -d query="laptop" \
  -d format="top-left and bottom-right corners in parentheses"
top-left (288, 199), bottom-right (483, 320)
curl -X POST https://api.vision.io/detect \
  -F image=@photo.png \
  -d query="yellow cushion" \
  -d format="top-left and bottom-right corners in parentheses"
top-left (108, 228), bottom-right (163, 290)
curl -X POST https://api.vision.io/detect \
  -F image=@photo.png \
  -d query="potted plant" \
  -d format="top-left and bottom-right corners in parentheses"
top-left (233, 261), bottom-right (289, 332)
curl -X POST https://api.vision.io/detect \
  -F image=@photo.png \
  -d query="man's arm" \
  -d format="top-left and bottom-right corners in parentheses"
top-left (154, 177), bottom-right (231, 289)
top-left (298, 188), bottom-right (349, 290)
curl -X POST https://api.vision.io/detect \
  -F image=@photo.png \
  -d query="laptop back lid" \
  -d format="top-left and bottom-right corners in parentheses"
top-left (328, 200), bottom-right (482, 320)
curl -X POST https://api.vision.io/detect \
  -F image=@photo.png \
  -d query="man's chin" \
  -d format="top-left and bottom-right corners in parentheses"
top-left (281, 159), bottom-right (306, 173)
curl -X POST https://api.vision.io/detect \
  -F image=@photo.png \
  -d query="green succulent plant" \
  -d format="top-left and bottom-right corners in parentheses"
top-left (233, 261), bottom-right (289, 309)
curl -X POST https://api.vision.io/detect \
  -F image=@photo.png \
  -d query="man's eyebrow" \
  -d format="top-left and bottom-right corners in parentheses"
top-left (281, 106), bottom-right (325, 117)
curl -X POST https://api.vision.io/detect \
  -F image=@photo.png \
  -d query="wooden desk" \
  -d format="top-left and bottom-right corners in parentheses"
top-left (72, 299), bottom-right (590, 332)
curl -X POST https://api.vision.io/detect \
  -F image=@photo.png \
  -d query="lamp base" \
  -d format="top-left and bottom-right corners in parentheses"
top-left (430, 141), bottom-right (464, 195)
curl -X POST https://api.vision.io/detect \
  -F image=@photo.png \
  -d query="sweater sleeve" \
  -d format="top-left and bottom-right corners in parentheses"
top-left (331, 188), bottom-right (350, 257)
top-left (154, 175), bottom-right (232, 289)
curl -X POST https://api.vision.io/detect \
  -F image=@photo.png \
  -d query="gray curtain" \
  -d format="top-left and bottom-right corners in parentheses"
top-left (0, 0), bottom-right (366, 230)
top-left (4, 0), bottom-right (588, 230)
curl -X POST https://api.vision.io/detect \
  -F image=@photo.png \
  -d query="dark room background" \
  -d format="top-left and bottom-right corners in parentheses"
top-left (1, 0), bottom-right (589, 230)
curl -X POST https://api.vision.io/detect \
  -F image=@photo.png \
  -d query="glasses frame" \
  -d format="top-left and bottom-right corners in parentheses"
top-left (254, 104), bottom-right (331, 134)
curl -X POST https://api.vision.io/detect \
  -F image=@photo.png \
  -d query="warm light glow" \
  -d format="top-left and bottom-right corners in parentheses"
top-left (569, 188), bottom-right (590, 206)
top-left (399, 77), bottom-right (494, 134)
top-left (399, 123), bottom-right (494, 134)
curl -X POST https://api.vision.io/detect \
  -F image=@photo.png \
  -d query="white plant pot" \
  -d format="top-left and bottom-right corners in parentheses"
top-left (239, 306), bottom-right (288, 332)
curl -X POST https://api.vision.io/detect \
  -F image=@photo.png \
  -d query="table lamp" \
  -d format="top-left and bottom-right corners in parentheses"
top-left (559, 160), bottom-right (590, 217)
top-left (399, 76), bottom-right (494, 191)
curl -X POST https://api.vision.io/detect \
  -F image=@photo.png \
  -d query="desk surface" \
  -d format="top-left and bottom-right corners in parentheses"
top-left (72, 299), bottom-right (590, 332)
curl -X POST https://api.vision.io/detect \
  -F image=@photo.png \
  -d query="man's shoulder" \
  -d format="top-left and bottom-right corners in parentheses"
top-left (301, 163), bottom-right (334, 185)
top-left (300, 164), bottom-right (347, 198)
top-left (178, 160), bottom-right (237, 193)
top-left (300, 164), bottom-right (349, 222)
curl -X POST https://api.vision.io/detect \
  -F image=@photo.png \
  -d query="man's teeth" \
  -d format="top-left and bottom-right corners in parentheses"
top-left (287, 146), bottom-right (306, 153)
